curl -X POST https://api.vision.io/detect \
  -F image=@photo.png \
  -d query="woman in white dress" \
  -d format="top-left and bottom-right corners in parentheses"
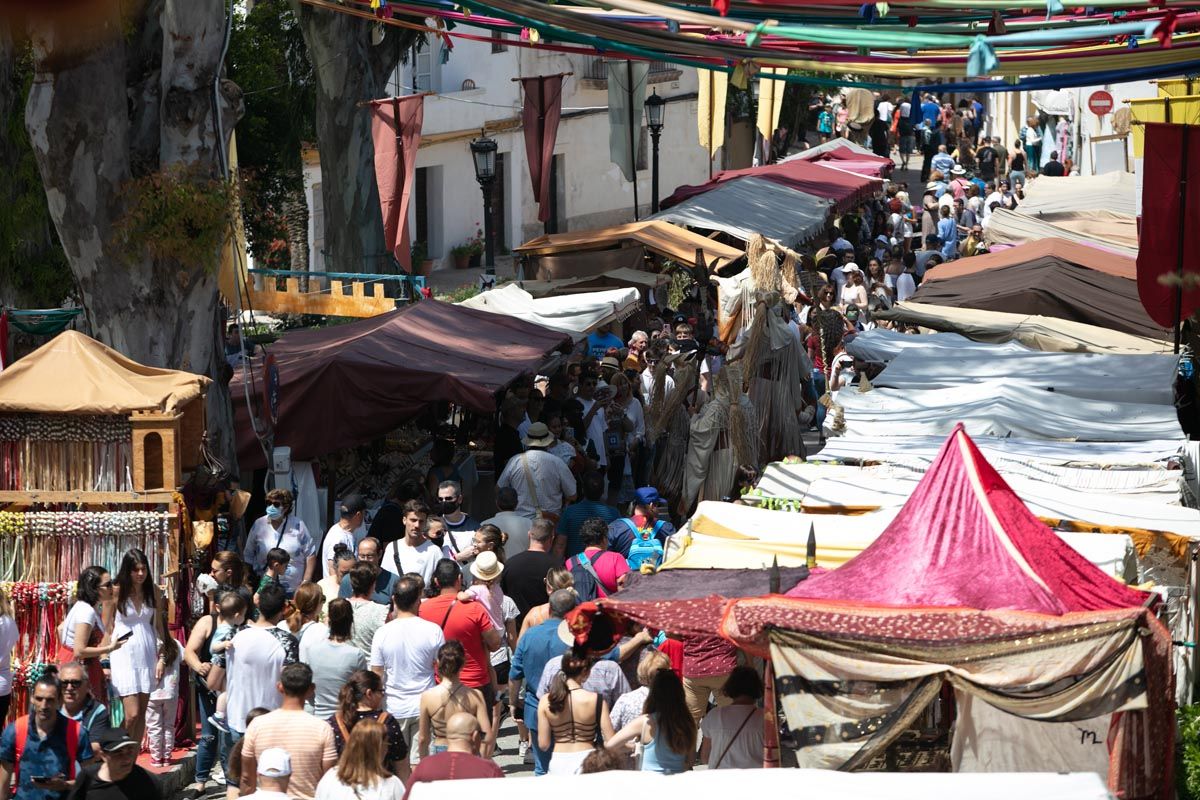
top-left (110, 547), bottom-right (160, 746)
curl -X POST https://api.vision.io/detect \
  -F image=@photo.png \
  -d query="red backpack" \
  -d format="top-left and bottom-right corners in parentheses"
top-left (12, 715), bottom-right (82, 786)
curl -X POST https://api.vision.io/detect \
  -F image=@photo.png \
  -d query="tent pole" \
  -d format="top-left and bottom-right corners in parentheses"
top-left (1175, 124), bottom-right (1190, 355)
top-left (627, 60), bottom-right (640, 221)
top-left (763, 660), bottom-right (780, 768)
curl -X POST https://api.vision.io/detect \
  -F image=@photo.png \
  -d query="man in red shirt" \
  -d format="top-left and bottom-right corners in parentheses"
top-left (404, 713), bottom-right (502, 798)
top-left (418, 559), bottom-right (502, 753)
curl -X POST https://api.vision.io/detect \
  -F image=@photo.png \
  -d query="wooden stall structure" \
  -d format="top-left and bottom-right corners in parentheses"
top-left (0, 331), bottom-right (210, 717)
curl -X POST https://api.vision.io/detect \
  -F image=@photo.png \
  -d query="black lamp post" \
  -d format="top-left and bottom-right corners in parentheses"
top-left (645, 90), bottom-right (666, 214)
top-left (470, 134), bottom-right (498, 275)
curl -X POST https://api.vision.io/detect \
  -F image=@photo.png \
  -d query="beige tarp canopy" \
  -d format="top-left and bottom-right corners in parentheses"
top-left (984, 207), bottom-right (1138, 255)
top-left (515, 220), bottom-right (743, 270)
top-left (0, 330), bottom-right (210, 414)
top-left (875, 301), bottom-right (1172, 354)
top-left (1019, 172), bottom-right (1137, 218)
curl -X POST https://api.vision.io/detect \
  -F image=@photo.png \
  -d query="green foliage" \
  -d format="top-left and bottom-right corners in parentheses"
top-left (0, 42), bottom-right (74, 307)
top-left (666, 263), bottom-right (691, 309)
top-left (226, 0), bottom-right (315, 266)
top-left (440, 283), bottom-right (482, 303)
top-left (113, 165), bottom-right (237, 271)
top-left (1179, 704), bottom-right (1200, 800)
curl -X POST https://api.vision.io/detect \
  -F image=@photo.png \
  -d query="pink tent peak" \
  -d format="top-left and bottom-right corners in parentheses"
top-left (787, 424), bottom-right (1150, 614)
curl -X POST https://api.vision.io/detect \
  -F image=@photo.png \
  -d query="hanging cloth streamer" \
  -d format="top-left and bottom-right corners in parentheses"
top-left (698, 68), bottom-right (729, 165)
top-left (756, 67), bottom-right (788, 141)
top-left (968, 36), bottom-right (999, 76)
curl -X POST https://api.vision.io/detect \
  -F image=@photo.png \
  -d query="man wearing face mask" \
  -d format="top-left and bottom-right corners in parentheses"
top-left (436, 482), bottom-right (481, 562)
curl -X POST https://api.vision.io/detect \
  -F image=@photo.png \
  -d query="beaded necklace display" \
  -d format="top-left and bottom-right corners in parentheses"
top-left (0, 509), bottom-right (171, 582)
top-left (0, 414), bottom-right (133, 492)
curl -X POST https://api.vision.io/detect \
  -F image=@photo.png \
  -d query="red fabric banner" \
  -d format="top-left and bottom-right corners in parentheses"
top-left (1137, 122), bottom-right (1200, 329)
top-left (370, 95), bottom-right (425, 271)
top-left (520, 75), bottom-right (564, 223)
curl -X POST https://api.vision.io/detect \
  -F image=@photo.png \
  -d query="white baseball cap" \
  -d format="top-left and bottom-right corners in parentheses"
top-left (257, 748), bottom-right (292, 778)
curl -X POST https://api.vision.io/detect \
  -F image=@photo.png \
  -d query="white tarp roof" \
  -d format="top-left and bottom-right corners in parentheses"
top-left (409, 769), bottom-right (1112, 800)
top-left (648, 176), bottom-right (832, 248)
top-left (754, 463), bottom-right (1198, 545)
top-left (810, 435), bottom-right (1185, 469)
top-left (1019, 172), bottom-right (1137, 218)
top-left (845, 328), bottom-right (1034, 362)
top-left (758, 460), bottom-right (1186, 507)
top-left (779, 136), bottom-right (876, 162)
top-left (828, 382), bottom-right (1182, 441)
top-left (664, 500), bottom-right (1135, 578)
top-left (459, 284), bottom-right (638, 340)
top-left (873, 349), bottom-right (1179, 405)
top-left (876, 301), bottom-right (1172, 354)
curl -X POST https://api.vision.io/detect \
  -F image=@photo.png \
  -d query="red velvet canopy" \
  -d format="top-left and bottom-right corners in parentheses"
top-left (786, 424), bottom-right (1151, 613)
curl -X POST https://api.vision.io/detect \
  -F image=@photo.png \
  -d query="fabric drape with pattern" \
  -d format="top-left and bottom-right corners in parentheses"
top-left (369, 95), bottom-right (425, 270)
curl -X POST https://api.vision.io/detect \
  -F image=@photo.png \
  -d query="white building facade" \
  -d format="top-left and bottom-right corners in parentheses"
top-left (305, 31), bottom-right (713, 273)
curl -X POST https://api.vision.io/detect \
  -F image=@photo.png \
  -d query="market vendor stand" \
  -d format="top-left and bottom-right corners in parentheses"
top-left (0, 331), bottom-right (210, 793)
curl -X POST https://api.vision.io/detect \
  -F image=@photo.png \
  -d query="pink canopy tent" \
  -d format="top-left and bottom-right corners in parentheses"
top-left (786, 423), bottom-right (1150, 612)
top-left (791, 144), bottom-right (895, 178)
top-left (660, 156), bottom-right (882, 214)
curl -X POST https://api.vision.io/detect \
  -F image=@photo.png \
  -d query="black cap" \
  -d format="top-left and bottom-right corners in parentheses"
top-left (97, 728), bottom-right (138, 753)
top-left (339, 494), bottom-right (367, 517)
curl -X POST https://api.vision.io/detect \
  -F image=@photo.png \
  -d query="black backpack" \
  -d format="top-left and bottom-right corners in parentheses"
top-left (568, 552), bottom-right (604, 601)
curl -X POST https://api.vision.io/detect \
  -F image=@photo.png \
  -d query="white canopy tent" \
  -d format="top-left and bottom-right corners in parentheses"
top-left (873, 350), bottom-right (1179, 405)
top-left (408, 769), bottom-right (1112, 800)
top-left (1019, 172), bottom-right (1138, 218)
top-left (459, 284), bottom-right (638, 340)
top-left (779, 136), bottom-right (877, 161)
top-left (845, 328), bottom-right (1034, 362)
top-left (828, 381), bottom-right (1182, 441)
top-left (648, 176), bottom-right (832, 248)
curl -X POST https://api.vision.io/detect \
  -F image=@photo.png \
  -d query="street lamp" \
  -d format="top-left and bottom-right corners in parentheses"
top-left (645, 90), bottom-right (666, 214)
top-left (469, 134), bottom-right (498, 275)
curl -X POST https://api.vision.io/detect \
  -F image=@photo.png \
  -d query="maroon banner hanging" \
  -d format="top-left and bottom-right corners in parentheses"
top-left (1137, 122), bottom-right (1200, 334)
top-left (520, 75), bottom-right (565, 223)
top-left (370, 94), bottom-right (425, 271)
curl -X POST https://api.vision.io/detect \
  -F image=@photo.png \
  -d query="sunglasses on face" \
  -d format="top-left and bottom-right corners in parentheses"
top-left (99, 581), bottom-right (114, 589)
top-left (62, 680), bottom-right (84, 688)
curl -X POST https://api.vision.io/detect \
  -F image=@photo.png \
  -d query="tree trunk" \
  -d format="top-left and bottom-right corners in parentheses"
top-left (24, 0), bottom-right (244, 472)
top-left (289, 1), bottom-right (411, 273)
top-left (283, 188), bottom-right (309, 275)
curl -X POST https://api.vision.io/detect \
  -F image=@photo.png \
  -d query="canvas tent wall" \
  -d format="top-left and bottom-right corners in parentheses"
top-left (649, 177), bottom-right (832, 248)
top-left (844, 328), bottom-right (1033, 362)
top-left (983, 207), bottom-right (1138, 256)
top-left (827, 381), bottom-right (1182, 441)
top-left (909, 239), bottom-right (1168, 340)
top-left (459, 284), bottom-right (639, 339)
top-left (517, 268), bottom-right (670, 299)
top-left (787, 145), bottom-right (895, 177)
top-left (875, 301), bottom-right (1172, 354)
top-left (1018, 172), bottom-right (1138, 218)
top-left (232, 300), bottom-right (569, 469)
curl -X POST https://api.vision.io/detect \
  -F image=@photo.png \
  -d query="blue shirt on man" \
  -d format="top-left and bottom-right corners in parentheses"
top-left (557, 499), bottom-right (620, 558)
top-left (0, 714), bottom-right (92, 800)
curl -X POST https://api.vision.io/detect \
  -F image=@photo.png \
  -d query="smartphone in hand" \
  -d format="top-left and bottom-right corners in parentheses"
top-left (117, 631), bottom-right (134, 642)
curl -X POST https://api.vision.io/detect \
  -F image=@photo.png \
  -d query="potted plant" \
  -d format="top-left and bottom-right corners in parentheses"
top-left (411, 240), bottom-right (433, 277)
top-left (452, 226), bottom-right (485, 269)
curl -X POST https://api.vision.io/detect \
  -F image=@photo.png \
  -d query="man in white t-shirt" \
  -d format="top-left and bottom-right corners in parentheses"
top-left (320, 494), bottom-right (367, 577)
top-left (877, 95), bottom-right (894, 122)
top-left (370, 575), bottom-right (445, 769)
top-left (225, 584), bottom-right (298, 736)
top-left (574, 372), bottom-right (608, 467)
top-left (381, 500), bottom-right (444, 583)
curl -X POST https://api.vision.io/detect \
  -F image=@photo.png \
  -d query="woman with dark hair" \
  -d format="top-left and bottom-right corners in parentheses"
top-left (308, 598), bottom-right (366, 719)
top-left (109, 548), bottom-right (160, 744)
top-left (58, 565), bottom-right (122, 698)
top-left (538, 651), bottom-right (615, 775)
top-left (417, 641), bottom-right (490, 758)
top-left (606, 667), bottom-right (696, 773)
top-left (698, 666), bottom-right (765, 770)
top-left (329, 669), bottom-right (410, 779)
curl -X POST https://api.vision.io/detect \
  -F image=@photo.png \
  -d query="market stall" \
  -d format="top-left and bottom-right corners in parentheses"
top-left (459, 284), bottom-right (640, 340)
top-left (661, 155), bottom-right (883, 213)
top-left (649, 177), bottom-right (833, 249)
top-left (910, 239), bottom-right (1167, 339)
top-left (783, 144), bottom-right (896, 178)
top-left (0, 331), bottom-right (209, 718)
